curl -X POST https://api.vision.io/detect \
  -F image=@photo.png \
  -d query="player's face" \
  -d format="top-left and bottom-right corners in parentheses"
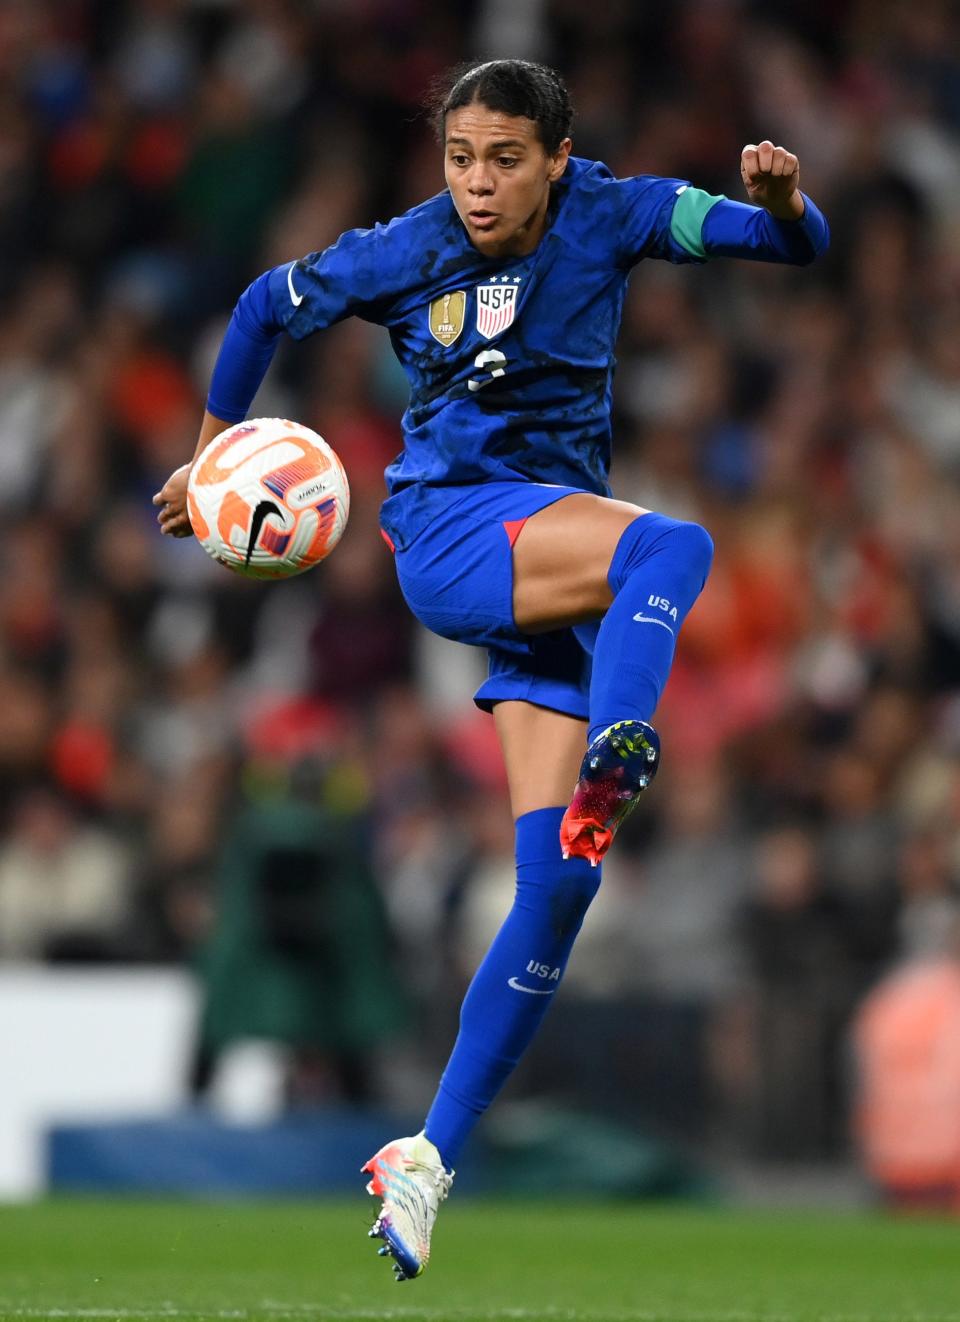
top-left (444, 103), bottom-right (571, 258)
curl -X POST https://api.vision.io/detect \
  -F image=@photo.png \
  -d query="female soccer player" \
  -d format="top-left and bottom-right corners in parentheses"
top-left (154, 59), bottom-right (828, 1280)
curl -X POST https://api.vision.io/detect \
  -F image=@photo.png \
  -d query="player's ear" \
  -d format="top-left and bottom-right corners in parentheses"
top-left (547, 138), bottom-right (572, 182)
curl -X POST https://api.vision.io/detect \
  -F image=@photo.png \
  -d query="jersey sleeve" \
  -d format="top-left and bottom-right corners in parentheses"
top-left (701, 194), bottom-right (829, 264)
top-left (610, 175), bottom-right (829, 268)
top-left (205, 221), bottom-right (410, 422)
top-left (270, 222), bottom-right (400, 340)
top-left (611, 175), bottom-right (723, 267)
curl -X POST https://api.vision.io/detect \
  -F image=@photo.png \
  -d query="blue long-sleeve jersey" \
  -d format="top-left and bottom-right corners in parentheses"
top-left (207, 156), bottom-right (828, 548)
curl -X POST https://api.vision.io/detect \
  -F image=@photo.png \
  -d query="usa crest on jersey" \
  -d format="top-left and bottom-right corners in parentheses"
top-left (476, 279), bottom-right (520, 338)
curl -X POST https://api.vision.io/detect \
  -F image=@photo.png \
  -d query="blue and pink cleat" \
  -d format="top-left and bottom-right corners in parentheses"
top-left (560, 720), bottom-right (661, 866)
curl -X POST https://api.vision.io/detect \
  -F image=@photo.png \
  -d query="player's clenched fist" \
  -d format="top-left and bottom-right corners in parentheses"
top-left (740, 140), bottom-right (803, 221)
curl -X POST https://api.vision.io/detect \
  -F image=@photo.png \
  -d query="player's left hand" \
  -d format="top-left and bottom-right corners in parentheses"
top-left (740, 141), bottom-right (803, 220)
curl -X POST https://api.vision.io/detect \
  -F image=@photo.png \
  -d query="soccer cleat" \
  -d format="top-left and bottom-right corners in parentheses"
top-left (560, 720), bottom-right (661, 866)
top-left (362, 1131), bottom-right (453, 1281)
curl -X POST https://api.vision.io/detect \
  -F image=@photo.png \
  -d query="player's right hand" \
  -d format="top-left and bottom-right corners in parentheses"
top-left (152, 462), bottom-right (194, 537)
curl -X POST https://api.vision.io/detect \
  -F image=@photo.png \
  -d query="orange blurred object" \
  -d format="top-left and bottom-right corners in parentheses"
top-left (108, 350), bottom-right (197, 444)
top-left (854, 957), bottom-right (960, 1211)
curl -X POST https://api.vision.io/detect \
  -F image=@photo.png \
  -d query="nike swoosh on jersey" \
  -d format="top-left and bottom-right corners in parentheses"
top-left (631, 613), bottom-right (675, 635)
top-left (287, 262), bottom-right (304, 307)
top-left (507, 977), bottom-right (555, 995)
top-left (245, 499), bottom-right (283, 565)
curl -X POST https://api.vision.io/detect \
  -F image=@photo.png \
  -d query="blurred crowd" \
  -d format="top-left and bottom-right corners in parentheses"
top-left (2, 0), bottom-right (960, 1194)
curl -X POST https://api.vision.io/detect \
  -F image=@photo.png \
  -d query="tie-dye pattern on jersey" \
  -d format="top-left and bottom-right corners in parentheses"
top-left (267, 158), bottom-right (705, 550)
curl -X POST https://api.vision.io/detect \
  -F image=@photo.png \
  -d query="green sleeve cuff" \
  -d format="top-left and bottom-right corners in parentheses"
top-left (669, 185), bottom-right (726, 259)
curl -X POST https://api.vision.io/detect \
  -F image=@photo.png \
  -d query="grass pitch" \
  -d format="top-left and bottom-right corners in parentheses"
top-left (0, 1198), bottom-right (957, 1322)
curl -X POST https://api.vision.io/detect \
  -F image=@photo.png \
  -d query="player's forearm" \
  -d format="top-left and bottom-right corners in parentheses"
top-left (192, 409), bottom-right (233, 463)
top-left (702, 194), bottom-right (829, 265)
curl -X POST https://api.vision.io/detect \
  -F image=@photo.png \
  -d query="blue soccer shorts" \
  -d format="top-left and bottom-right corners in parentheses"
top-left (382, 481), bottom-right (599, 720)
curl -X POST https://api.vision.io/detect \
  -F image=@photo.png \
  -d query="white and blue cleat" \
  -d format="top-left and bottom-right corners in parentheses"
top-left (362, 1131), bottom-right (453, 1281)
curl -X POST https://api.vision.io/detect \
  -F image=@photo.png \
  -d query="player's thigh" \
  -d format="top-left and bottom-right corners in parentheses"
top-left (493, 700), bottom-right (588, 819)
top-left (511, 493), bottom-right (649, 633)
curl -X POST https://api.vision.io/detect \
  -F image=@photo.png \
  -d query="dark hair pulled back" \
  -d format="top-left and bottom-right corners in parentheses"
top-left (427, 60), bottom-right (574, 155)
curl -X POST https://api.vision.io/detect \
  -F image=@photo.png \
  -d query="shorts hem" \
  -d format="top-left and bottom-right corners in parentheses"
top-left (474, 676), bottom-right (589, 722)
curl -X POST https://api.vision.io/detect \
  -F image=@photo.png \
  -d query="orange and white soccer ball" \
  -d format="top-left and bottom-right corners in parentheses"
top-left (187, 418), bottom-right (349, 579)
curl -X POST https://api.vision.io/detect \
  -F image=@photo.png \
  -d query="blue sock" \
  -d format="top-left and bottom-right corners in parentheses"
top-left (587, 513), bottom-right (714, 745)
top-left (424, 807), bottom-right (600, 1168)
